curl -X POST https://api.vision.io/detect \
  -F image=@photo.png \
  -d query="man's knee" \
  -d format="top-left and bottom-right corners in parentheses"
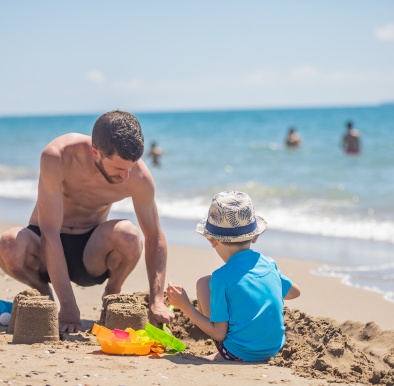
top-left (112, 220), bottom-right (143, 257)
top-left (0, 230), bottom-right (24, 273)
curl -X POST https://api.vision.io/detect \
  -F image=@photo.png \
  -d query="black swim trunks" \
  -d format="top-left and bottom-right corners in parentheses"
top-left (27, 224), bottom-right (109, 287)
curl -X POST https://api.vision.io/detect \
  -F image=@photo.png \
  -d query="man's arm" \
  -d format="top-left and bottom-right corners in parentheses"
top-left (132, 175), bottom-right (173, 326)
top-left (37, 148), bottom-right (82, 333)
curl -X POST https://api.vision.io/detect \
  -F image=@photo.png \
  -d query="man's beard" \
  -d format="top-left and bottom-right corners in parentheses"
top-left (94, 159), bottom-right (123, 184)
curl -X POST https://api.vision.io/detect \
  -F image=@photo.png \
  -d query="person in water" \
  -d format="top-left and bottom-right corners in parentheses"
top-left (342, 121), bottom-right (361, 155)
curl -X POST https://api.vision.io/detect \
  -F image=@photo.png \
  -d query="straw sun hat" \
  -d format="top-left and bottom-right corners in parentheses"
top-left (196, 191), bottom-right (267, 242)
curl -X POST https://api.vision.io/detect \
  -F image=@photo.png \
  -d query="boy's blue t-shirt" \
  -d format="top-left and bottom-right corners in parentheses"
top-left (209, 249), bottom-right (292, 362)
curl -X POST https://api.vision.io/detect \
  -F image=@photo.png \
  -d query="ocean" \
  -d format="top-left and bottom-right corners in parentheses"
top-left (0, 106), bottom-right (393, 302)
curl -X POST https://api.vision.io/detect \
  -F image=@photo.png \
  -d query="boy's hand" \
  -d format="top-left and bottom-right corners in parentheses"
top-left (166, 283), bottom-right (191, 310)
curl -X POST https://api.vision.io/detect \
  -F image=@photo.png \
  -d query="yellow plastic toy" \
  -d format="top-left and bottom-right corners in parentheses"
top-left (92, 324), bottom-right (154, 355)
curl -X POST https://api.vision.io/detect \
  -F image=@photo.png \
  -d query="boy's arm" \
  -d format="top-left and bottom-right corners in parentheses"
top-left (166, 284), bottom-right (228, 341)
top-left (284, 282), bottom-right (301, 300)
top-left (180, 302), bottom-right (228, 341)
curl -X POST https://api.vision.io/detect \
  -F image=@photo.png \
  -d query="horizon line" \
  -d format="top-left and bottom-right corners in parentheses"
top-left (0, 101), bottom-right (393, 119)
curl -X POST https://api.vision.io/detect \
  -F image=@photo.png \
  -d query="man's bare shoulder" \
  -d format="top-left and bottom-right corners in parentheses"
top-left (128, 159), bottom-right (156, 202)
top-left (42, 133), bottom-right (92, 162)
top-left (43, 133), bottom-right (91, 153)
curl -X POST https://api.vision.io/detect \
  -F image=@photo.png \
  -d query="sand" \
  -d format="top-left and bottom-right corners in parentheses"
top-left (1, 221), bottom-right (394, 385)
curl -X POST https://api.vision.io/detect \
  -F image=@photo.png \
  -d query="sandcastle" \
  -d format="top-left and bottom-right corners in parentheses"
top-left (8, 288), bottom-right (45, 334)
top-left (99, 294), bottom-right (148, 330)
top-left (8, 288), bottom-right (59, 344)
top-left (12, 298), bottom-right (59, 344)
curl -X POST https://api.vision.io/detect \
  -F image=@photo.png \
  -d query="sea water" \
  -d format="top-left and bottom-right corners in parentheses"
top-left (0, 106), bottom-right (393, 301)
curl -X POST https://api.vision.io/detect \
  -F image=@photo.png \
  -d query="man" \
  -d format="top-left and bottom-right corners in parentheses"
top-left (285, 127), bottom-right (301, 148)
top-left (342, 121), bottom-right (361, 154)
top-left (0, 110), bottom-right (173, 333)
top-left (147, 141), bottom-right (164, 167)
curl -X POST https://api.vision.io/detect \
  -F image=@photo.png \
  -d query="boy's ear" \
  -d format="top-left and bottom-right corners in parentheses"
top-left (208, 238), bottom-right (218, 248)
top-left (250, 236), bottom-right (258, 244)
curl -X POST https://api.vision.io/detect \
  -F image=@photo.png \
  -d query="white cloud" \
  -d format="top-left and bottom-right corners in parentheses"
top-left (244, 69), bottom-right (280, 85)
top-left (86, 69), bottom-right (105, 84)
top-left (290, 65), bottom-right (320, 81)
top-left (242, 66), bottom-right (373, 88)
top-left (375, 23), bottom-right (394, 42)
top-left (82, 66), bottom-right (394, 108)
top-left (114, 78), bottom-right (143, 92)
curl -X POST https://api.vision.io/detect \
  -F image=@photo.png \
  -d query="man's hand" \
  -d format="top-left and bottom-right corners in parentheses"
top-left (58, 304), bottom-right (82, 333)
top-left (148, 300), bottom-right (174, 327)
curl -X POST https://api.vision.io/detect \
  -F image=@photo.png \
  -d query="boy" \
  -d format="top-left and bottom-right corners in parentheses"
top-left (166, 191), bottom-right (300, 361)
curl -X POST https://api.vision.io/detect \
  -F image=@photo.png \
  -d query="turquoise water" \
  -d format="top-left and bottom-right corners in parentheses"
top-left (0, 105), bottom-right (393, 301)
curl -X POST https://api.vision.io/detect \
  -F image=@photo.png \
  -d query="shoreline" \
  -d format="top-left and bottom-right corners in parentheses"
top-left (1, 195), bottom-right (393, 263)
top-left (1, 214), bottom-right (394, 309)
top-left (1, 194), bottom-right (392, 265)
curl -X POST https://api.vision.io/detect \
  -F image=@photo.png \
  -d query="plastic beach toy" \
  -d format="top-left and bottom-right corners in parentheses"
top-left (0, 300), bottom-right (12, 314)
top-left (0, 312), bottom-right (11, 326)
top-left (0, 300), bottom-right (13, 326)
top-left (162, 304), bottom-right (174, 335)
top-left (92, 324), bottom-right (154, 355)
top-left (145, 322), bottom-right (186, 352)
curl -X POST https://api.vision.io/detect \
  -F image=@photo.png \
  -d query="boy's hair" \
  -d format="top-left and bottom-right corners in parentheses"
top-left (220, 240), bottom-right (252, 247)
top-left (92, 110), bottom-right (144, 161)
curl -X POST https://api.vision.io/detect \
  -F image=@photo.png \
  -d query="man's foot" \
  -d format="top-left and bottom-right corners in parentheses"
top-left (36, 283), bottom-right (55, 301)
top-left (102, 283), bottom-right (122, 301)
top-left (101, 290), bottom-right (121, 302)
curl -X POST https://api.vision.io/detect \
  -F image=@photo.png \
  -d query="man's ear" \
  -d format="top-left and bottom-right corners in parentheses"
top-left (90, 145), bottom-right (100, 160)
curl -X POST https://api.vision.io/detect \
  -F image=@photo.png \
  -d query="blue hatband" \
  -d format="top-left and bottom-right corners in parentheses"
top-left (206, 219), bottom-right (257, 237)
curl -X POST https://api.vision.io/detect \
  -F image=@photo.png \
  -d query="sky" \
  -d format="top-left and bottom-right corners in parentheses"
top-left (1, 1), bottom-right (394, 116)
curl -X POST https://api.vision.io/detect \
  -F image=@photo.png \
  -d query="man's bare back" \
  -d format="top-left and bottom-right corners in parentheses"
top-left (0, 111), bottom-right (173, 333)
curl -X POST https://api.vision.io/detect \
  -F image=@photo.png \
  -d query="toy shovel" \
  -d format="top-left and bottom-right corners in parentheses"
top-left (162, 305), bottom-right (174, 335)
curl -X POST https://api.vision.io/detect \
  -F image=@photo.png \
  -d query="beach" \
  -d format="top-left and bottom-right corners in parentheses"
top-left (0, 101), bottom-right (393, 386)
top-left (1, 221), bottom-right (394, 386)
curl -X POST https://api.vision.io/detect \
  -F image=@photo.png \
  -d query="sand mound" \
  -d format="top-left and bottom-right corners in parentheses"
top-left (100, 293), bottom-right (393, 384)
top-left (124, 293), bottom-right (394, 385)
top-left (108, 292), bottom-right (210, 342)
top-left (269, 308), bottom-right (394, 385)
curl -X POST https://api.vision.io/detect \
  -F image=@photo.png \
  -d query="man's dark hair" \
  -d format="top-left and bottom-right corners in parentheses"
top-left (92, 110), bottom-right (144, 161)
